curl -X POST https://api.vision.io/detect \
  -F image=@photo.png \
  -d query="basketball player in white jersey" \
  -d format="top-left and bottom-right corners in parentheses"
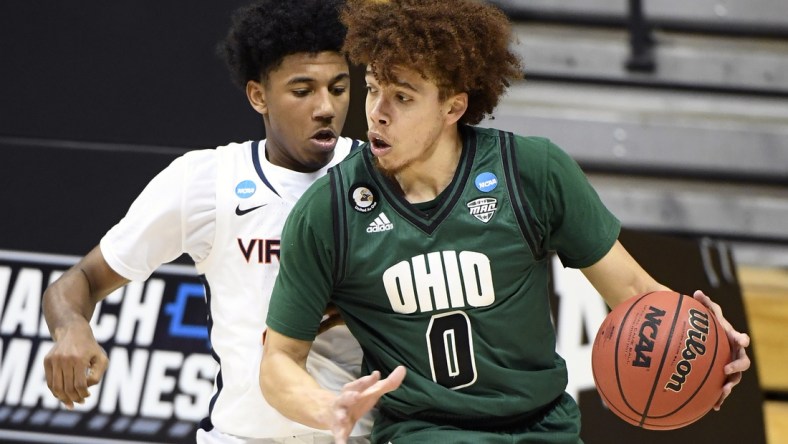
top-left (42, 1), bottom-right (370, 442)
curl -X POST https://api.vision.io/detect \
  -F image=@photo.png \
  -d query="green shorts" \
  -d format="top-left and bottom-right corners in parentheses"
top-left (371, 392), bottom-right (582, 444)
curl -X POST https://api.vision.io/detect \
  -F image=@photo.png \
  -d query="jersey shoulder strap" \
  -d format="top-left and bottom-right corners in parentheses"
top-left (497, 130), bottom-right (546, 260)
top-left (328, 147), bottom-right (368, 283)
top-left (329, 164), bottom-right (349, 283)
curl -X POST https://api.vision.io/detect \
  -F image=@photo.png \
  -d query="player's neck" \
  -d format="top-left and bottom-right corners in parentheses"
top-left (394, 128), bottom-right (463, 204)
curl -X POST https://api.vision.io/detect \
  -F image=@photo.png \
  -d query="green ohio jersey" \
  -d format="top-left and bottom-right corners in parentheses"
top-left (268, 125), bottom-right (620, 426)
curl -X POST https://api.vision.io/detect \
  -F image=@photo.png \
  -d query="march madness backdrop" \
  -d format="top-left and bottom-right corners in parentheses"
top-left (0, 252), bottom-right (212, 444)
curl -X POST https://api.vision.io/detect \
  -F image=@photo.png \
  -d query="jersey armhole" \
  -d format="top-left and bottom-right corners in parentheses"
top-left (499, 130), bottom-right (546, 260)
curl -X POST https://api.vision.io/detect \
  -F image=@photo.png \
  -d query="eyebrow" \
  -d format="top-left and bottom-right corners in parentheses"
top-left (286, 72), bottom-right (350, 86)
top-left (365, 69), bottom-right (419, 93)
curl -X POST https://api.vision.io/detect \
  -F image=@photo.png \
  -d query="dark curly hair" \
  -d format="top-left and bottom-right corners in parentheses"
top-left (341, 0), bottom-right (523, 125)
top-left (219, 0), bottom-right (347, 88)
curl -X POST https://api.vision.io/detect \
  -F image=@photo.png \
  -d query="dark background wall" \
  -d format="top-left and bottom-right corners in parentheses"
top-left (0, 0), bottom-right (253, 257)
top-left (0, 1), bottom-right (257, 148)
top-left (0, 0), bottom-right (367, 256)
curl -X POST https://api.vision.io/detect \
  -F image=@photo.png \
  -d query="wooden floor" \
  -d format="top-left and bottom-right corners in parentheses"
top-left (739, 266), bottom-right (788, 444)
top-left (766, 402), bottom-right (788, 444)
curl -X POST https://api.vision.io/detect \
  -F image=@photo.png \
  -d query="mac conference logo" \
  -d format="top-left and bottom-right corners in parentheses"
top-left (467, 197), bottom-right (497, 223)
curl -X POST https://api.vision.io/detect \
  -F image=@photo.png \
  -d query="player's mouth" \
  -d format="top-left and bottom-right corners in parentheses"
top-left (368, 131), bottom-right (392, 157)
top-left (310, 128), bottom-right (338, 151)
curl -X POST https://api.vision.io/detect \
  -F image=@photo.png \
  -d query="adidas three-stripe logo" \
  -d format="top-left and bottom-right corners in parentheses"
top-left (366, 212), bottom-right (394, 233)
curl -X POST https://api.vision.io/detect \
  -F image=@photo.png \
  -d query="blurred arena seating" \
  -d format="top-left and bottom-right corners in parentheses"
top-left (484, 1), bottom-right (788, 441)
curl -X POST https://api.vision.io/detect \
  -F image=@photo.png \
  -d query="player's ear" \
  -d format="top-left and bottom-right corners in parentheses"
top-left (445, 92), bottom-right (468, 126)
top-left (246, 80), bottom-right (268, 115)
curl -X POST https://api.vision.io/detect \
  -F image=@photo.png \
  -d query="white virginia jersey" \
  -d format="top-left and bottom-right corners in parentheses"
top-left (101, 138), bottom-right (371, 439)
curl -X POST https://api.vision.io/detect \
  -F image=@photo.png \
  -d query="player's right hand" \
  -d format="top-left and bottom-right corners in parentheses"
top-left (44, 322), bottom-right (109, 409)
top-left (331, 366), bottom-right (407, 444)
top-left (692, 290), bottom-right (751, 410)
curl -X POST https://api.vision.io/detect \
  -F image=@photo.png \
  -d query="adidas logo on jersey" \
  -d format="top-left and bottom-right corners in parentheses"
top-left (367, 213), bottom-right (394, 233)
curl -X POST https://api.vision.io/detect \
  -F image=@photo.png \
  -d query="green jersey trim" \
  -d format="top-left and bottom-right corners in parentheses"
top-left (499, 130), bottom-right (547, 260)
top-left (330, 167), bottom-right (348, 283)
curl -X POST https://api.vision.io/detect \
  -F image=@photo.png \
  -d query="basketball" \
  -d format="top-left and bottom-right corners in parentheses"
top-left (591, 291), bottom-right (731, 430)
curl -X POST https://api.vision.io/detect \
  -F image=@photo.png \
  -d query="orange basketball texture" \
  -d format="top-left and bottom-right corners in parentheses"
top-left (591, 291), bottom-right (731, 430)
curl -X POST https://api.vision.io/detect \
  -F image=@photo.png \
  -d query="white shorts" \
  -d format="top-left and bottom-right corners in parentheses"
top-left (196, 428), bottom-right (370, 444)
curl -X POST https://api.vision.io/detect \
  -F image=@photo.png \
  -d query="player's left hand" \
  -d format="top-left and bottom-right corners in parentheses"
top-left (331, 366), bottom-right (406, 444)
top-left (692, 290), bottom-right (751, 411)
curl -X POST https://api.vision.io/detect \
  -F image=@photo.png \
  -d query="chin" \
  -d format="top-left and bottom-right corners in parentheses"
top-left (285, 149), bottom-right (328, 173)
top-left (373, 157), bottom-right (404, 178)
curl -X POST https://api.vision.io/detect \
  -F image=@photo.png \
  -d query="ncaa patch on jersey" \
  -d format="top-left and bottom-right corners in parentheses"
top-left (349, 183), bottom-right (378, 213)
top-left (467, 197), bottom-right (497, 223)
top-left (235, 180), bottom-right (257, 198)
top-left (474, 172), bottom-right (498, 192)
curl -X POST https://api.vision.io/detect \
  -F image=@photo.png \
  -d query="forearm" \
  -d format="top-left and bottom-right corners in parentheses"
top-left (582, 240), bottom-right (671, 309)
top-left (594, 262), bottom-right (668, 309)
top-left (43, 246), bottom-right (128, 340)
top-left (260, 332), bottom-right (337, 430)
top-left (44, 268), bottom-right (99, 340)
top-left (42, 246), bottom-right (123, 408)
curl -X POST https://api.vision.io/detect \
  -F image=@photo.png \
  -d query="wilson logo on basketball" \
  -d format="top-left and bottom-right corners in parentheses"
top-left (632, 305), bottom-right (666, 368)
top-left (665, 308), bottom-right (710, 392)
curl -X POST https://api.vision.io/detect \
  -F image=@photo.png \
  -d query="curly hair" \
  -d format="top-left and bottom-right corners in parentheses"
top-left (341, 0), bottom-right (523, 125)
top-left (218, 0), bottom-right (347, 88)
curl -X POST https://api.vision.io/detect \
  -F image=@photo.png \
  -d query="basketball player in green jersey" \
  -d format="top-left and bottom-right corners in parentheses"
top-left (260, 1), bottom-right (752, 443)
